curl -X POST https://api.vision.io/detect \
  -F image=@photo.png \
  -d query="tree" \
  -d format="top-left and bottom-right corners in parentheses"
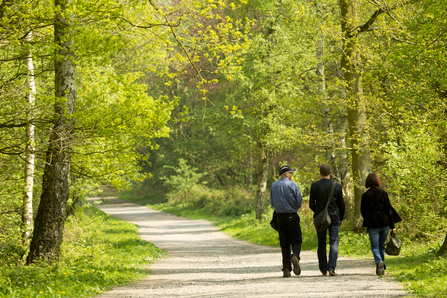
top-left (337, 0), bottom-right (412, 225)
top-left (27, 0), bottom-right (76, 263)
top-left (370, 0), bottom-right (447, 243)
top-left (338, 0), bottom-right (372, 226)
top-left (22, 31), bottom-right (37, 244)
top-left (0, 0), bottom-right (54, 253)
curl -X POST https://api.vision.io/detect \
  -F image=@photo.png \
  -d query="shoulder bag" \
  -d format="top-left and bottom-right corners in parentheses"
top-left (314, 182), bottom-right (336, 232)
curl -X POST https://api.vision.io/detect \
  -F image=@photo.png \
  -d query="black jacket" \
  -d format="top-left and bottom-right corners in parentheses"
top-left (361, 187), bottom-right (395, 229)
top-left (309, 179), bottom-right (345, 222)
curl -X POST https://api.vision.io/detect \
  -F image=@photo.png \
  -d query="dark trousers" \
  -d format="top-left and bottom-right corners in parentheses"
top-left (317, 221), bottom-right (340, 273)
top-left (276, 213), bottom-right (302, 271)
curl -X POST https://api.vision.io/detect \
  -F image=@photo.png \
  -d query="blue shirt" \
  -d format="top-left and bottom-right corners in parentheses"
top-left (270, 177), bottom-right (303, 213)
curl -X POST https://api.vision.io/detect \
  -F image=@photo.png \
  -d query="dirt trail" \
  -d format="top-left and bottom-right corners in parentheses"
top-left (90, 197), bottom-right (408, 298)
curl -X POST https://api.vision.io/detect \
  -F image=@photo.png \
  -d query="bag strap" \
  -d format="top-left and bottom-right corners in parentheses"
top-left (325, 182), bottom-right (336, 209)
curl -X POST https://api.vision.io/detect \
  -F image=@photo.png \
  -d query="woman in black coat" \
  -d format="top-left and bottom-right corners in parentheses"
top-left (361, 173), bottom-right (396, 276)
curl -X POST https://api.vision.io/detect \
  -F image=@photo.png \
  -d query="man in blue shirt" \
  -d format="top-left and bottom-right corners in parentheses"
top-left (270, 165), bottom-right (303, 277)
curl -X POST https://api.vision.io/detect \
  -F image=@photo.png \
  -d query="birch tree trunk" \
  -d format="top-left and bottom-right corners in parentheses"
top-left (22, 32), bottom-right (36, 244)
top-left (339, 0), bottom-right (371, 227)
top-left (27, 0), bottom-right (75, 264)
top-left (255, 150), bottom-right (269, 220)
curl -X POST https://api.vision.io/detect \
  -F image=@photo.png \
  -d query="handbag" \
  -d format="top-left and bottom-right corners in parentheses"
top-left (385, 231), bottom-right (402, 255)
top-left (270, 210), bottom-right (278, 231)
top-left (314, 182), bottom-right (336, 232)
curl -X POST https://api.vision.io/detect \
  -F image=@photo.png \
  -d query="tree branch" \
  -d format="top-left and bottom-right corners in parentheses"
top-left (351, 0), bottom-right (415, 36)
top-left (116, 16), bottom-right (180, 29)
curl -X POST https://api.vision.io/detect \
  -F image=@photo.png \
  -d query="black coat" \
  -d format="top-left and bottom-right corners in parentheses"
top-left (361, 187), bottom-right (395, 229)
top-left (309, 179), bottom-right (345, 222)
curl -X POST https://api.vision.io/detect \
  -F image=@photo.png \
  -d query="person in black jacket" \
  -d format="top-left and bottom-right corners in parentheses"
top-left (309, 164), bottom-right (345, 276)
top-left (361, 173), bottom-right (396, 276)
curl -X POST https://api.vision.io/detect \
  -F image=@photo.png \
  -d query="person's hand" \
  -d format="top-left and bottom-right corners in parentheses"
top-left (339, 221), bottom-right (344, 227)
top-left (392, 228), bottom-right (396, 234)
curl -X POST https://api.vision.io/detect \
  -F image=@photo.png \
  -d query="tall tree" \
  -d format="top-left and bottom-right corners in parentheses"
top-left (339, 0), bottom-right (371, 226)
top-left (27, 0), bottom-right (76, 263)
top-left (22, 31), bottom-right (37, 244)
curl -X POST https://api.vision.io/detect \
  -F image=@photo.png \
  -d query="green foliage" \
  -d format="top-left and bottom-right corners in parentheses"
top-left (161, 158), bottom-right (207, 192)
top-left (73, 66), bottom-right (176, 189)
top-left (1, 1), bottom-right (447, 297)
top-left (0, 224), bottom-right (26, 267)
top-left (338, 230), bottom-right (371, 257)
top-left (382, 128), bottom-right (447, 238)
top-left (163, 184), bottom-right (253, 217)
top-left (389, 249), bottom-right (447, 297)
top-left (404, 257), bottom-right (447, 297)
top-left (0, 205), bottom-right (165, 297)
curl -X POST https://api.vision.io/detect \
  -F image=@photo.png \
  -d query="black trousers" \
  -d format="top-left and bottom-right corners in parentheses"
top-left (276, 212), bottom-right (302, 271)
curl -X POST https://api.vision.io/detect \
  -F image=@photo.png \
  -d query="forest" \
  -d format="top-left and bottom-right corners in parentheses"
top-left (0, 0), bottom-right (447, 295)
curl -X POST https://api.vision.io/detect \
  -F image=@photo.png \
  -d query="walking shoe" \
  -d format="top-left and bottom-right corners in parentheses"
top-left (328, 271), bottom-right (338, 276)
top-left (377, 261), bottom-right (385, 276)
top-left (283, 269), bottom-right (291, 277)
top-left (291, 256), bottom-right (301, 275)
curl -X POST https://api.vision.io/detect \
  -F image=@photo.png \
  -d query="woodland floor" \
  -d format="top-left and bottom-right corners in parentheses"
top-left (89, 196), bottom-right (409, 298)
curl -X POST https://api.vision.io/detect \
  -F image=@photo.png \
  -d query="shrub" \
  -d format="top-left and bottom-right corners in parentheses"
top-left (382, 129), bottom-right (447, 240)
top-left (161, 158), bottom-right (207, 192)
top-left (165, 185), bottom-right (253, 217)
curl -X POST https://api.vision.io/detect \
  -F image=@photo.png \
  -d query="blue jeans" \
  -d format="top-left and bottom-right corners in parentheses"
top-left (367, 226), bottom-right (389, 269)
top-left (317, 221), bottom-right (340, 273)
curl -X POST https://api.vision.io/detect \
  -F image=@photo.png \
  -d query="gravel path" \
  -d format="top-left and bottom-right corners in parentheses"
top-left (90, 197), bottom-right (408, 298)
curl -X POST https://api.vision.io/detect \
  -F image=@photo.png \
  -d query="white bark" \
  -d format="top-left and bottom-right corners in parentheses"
top-left (22, 32), bottom-right (36, 243)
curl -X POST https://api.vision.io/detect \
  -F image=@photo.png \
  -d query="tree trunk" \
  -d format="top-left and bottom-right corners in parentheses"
top-left (27, 0), bottom-right (75, 264)
top-left (22, 32), bottom-right (36, 244)
top-left (247, 151), bottom-right (253, 187)
top-left (339, 0), bottom-right (371, 227)
top-left (340, 136), bottom-right (354, 212)
top-left (437, 233), bottom-right (447, 257)
top-left (255, 151), bottom-right (269, 220)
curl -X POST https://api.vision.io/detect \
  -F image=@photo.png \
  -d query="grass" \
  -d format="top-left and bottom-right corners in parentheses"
top-left (0, 205), bottom-right (166, 298)
top-left (118, 186), bottom-right (447, 298)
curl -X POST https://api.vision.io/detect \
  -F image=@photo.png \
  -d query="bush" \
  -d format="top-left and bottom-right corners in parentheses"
top-left (0, 214), bottom-right (26, 267)
top-left (382, 129), bottom-right (447, 241)
top-left (165, 185), bottom-right (253, 217)
top-left (161, 158), bottom-right (207, 192)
